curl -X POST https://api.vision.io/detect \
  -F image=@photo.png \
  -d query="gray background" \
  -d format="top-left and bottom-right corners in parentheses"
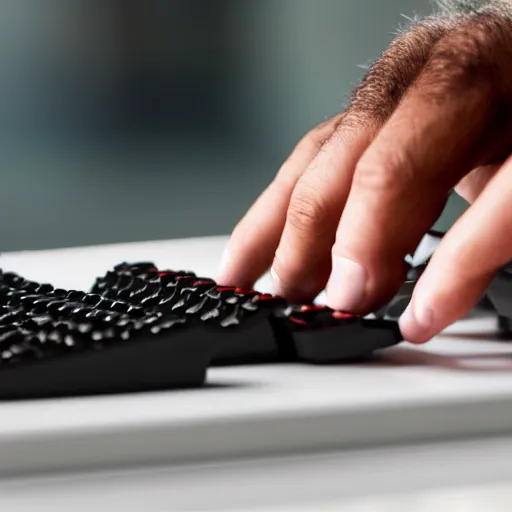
top-left (0, 0), bottom-right (466, 252)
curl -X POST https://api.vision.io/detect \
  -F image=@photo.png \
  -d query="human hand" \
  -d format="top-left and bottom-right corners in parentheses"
top-left (216, 11), bottom-right (512, 343)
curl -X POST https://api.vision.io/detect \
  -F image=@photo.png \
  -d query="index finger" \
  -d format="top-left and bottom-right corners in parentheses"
top-left (216, 115), bottom-right (342, 288)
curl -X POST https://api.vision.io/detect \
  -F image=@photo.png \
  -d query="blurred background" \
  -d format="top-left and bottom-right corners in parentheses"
top-left (0, 0), bottom-right (467, 252)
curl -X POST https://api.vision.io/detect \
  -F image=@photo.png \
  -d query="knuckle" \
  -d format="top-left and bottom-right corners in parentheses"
top-left (287, 188), bottom-right (327, 234)
top-left (328, 116), bottom-right (365, 145)
top-left (274, 118), bottom-right (342, 187)
top-left (352, 156), bottom-right (414, 195)
top-left (299, 128), bottom-right (329, 155)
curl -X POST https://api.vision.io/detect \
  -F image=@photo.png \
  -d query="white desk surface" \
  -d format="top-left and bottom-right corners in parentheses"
top-left (2, 237), bottom-right (512, 510)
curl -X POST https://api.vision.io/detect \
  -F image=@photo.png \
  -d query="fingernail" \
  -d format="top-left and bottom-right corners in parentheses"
top-left (216, 247), bottom-right (232, 284)
top-left (326, 257), bottom-right (367, 311)
top-left (399, 301), bottom-right (434, 343)
top-left (270, 266), bottom-right (321, 302)
top-left (270, 267), bottom-right (284, 296)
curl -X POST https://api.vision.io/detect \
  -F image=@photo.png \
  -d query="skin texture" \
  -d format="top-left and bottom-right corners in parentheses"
top-left (216, 6), bottom-right (512, 344)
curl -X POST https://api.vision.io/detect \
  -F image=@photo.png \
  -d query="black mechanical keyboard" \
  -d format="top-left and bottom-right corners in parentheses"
top-left (0, 262), bottom-right (402, 400)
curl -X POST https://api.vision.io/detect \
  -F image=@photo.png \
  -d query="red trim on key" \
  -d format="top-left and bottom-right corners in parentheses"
top-left (333, 312), bottom-right (354, 320)
top-left (299, 305), bottom-right (327, 312)
top-left (176, 275), bottom-right (196, 281)
top-left (289, 316), bottom-right (308, 326)
top-left (193, 280), bottom-right (214, 286)
top-left (235, 287), bottom-right (256, 294)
